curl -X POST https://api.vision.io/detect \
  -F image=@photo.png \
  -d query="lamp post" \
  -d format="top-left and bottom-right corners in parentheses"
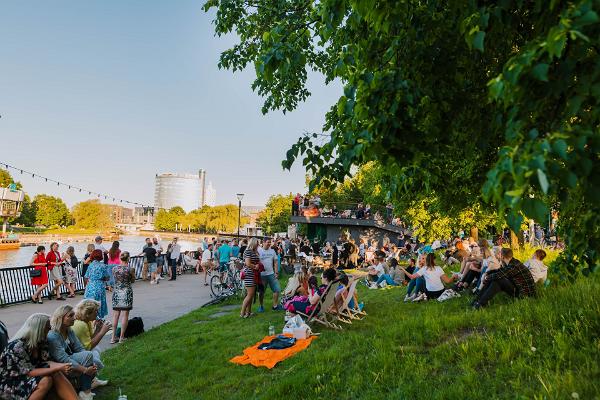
top-left (236, 193), bottom-right (244, 240)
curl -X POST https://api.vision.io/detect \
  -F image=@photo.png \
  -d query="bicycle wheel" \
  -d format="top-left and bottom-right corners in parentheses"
top-left (210, 274), bottom-right (225, 297)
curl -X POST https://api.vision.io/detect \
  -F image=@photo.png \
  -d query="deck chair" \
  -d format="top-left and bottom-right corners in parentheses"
top-left (337, 279), bottom-right (367, 321)
top-left (297, 280), bottom-right (343, 330)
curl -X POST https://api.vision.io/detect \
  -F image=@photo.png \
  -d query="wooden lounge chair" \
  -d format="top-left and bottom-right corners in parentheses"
top-left (337, 279), bottom-right (367, 322)
top-left (297, 280), bottom-right (343, 330)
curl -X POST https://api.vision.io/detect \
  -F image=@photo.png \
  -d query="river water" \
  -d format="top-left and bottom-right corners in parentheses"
top-left (0, 235), bottom-right (203, 267)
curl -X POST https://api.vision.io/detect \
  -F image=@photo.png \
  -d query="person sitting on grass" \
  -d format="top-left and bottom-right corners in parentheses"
top-left (403, 255), bottom-right (426, 302)
top-left (0, 313), bottom-right (78, 400)
top-left (47, 305), bottom-right (98, 400)
top-left (285, 268), bottom-right (337, 315)
top-left (367, 251), bottom-right (399, 288)
top-left (472, 246), bottom-right (502, 295)
top-left (402, 253), bottom-right (458, 301)
top-left (525, 249), bottom-right (548, 284)
top-left (71, 299), bottom-right (110, 389)
top-left (472, 248), bottom-right (536, 309)
top-left (388, 258), bottom-right (405, 285)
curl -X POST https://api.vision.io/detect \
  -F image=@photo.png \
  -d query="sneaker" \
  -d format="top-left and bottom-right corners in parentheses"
top-left (272, 305), bottom-right (284, 311)
top-left (403, 294), bottom-right (411, 302)
top-left (412, 292), bottom-right (427, 302)
top-left (78, 391), bottom-right (95, 400)
top-left (369, 283), bottom-right (378, 290)
top-left (157, 276), bottom-right (164, 280)
top-left (91, 378), bottom-right (108, 388)
top-left (379, 282), bottom-right (387, 288)
top-left (150, 280), bottom-right (156, 285)
top-left (257, 306), bottom-right (265, 313)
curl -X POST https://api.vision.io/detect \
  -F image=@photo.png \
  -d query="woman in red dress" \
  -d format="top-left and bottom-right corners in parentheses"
top-left (30, 245), bottom-right (49, 304)
top-left (46, 242), bottom-right (66, 301)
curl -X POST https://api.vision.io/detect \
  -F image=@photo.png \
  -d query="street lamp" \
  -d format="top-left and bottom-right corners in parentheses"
top-left (236, 193), bottom-right (244, 239)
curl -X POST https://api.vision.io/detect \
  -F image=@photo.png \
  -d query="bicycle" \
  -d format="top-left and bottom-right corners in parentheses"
top-left (209, 258), bottom-right (245, 299)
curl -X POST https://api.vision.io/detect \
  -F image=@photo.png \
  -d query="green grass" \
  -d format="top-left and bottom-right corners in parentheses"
top-left (94, 268), bottom-right (600, 400)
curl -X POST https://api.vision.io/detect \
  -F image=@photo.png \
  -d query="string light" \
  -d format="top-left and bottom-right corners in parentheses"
top-left (0, 160), bottom-right (154, 208)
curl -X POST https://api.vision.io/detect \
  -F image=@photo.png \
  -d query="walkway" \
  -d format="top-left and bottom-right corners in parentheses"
top-left (0, 272), bottom-right (214, 352)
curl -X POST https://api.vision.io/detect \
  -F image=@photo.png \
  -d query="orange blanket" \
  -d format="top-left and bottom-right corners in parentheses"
top-left (230, 334), bottom-right (317, 369)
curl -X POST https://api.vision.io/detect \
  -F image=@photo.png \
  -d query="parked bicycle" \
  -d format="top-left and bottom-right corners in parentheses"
top-left (209, 257), bottom-right (245, 299)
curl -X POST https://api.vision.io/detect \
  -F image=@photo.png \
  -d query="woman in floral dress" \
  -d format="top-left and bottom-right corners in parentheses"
top-left (0, 313), bottom-right (77, 400)
top-left (61, 246), bottom-right (78, 298)
top-left (111, 251), bottom-right (135, 344)
top-left (83, 250), bottom-right (110, 319)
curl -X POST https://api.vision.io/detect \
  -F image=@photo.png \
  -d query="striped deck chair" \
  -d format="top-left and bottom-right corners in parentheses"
top-left (337, 279), bottom-right (367, 322)
top-left (297, 279), bottom-right (343, 330)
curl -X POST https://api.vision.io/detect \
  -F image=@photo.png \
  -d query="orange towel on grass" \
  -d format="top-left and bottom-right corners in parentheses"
top-left (230, 334), bottom-right (317, 369)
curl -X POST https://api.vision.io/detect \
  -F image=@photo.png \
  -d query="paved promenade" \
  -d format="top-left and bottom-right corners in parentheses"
top-left (1, 273), bottom-right (214, 352)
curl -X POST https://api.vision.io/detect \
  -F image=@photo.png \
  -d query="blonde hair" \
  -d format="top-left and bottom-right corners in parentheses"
top-left (12, 313), bottom-right (50, 350)
top-left (50, 304), bottom-right (74, 332)
top-left (74, 299), bottom-right (100, 321)
top-left (248, 237), bottom-right (260, 251)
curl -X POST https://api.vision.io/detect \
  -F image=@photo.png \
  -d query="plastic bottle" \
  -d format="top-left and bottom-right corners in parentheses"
top-left (268, 324), bottom-right (275, 336)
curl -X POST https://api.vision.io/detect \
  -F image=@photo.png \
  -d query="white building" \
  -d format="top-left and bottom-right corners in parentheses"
top-left (205, 181), bottom-right (217, 207)
top-left (154, 170), bottom-right (207, 212)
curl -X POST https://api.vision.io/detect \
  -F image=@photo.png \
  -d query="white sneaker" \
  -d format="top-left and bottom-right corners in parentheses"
top-left (403, 294), bottom-right (411, 302)
top-left (91, 378), bottom-right (108, 388)
top-left (150, 280), bottom-right (156, 285)
top-left (157, 276), bottom-right (164, 280)
top-left (412, 292), bottom-right (427, 302)
top-left (369, 283), bottom-right (378, 289)
top-left (79, 391), bottom-right (95, 400)
top-left (379, 282), bottom-right (387, 288)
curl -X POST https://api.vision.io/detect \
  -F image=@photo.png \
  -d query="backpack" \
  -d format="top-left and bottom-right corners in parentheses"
top-left (0, 321), bottom-right (8, 354)
top-left (125, 317), bottom-right (144, 338)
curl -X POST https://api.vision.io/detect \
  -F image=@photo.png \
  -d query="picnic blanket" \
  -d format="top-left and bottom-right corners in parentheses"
top-left (230, 334), bottom-right (317, 369)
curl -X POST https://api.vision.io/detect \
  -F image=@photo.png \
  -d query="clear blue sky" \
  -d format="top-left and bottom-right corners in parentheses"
top-left (0, 1), bottom-right (339, 208)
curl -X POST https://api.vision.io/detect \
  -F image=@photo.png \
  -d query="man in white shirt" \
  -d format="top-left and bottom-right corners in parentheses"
top-left (94, 236), bottom-right (108, 263)
top-left (257, 238), bottom-right (283, 312)
top-left (200, 244), bottom-right (213, 286)
top-left (152, 237), bottom-right (165, 281)
top-left (168, 238), bottom-right (181, 281)
top-left (368, 251), bottom-right (398, 288)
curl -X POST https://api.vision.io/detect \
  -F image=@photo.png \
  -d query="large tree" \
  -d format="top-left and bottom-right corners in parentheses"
top-left (204, 0), bottom-right (600, 275)
top-left (72, 200), bottom-right (113, 229)
top-left (32, 194), bottom-right (71, 227)
top-left (257, 193), bottom-right (294, 235)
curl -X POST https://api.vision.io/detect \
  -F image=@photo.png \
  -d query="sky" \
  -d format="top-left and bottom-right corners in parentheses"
top-left (0, 1), bottom-right (340, 208)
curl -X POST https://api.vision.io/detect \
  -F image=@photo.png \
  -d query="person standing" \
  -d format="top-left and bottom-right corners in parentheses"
top-left (231, 240), bottom-right (240, 258)
top-left (141, 243), bottom-right (158, 285)
top-left (106, 241), bottom-right (121, 287)
top-left (218, 240), bottom-right (232, 279)
top-left (93, 236), bottom-right (108, 264)
top-left (61, 246), bottom-right (78, 298)
top-left (239, 239), bottom-right (248, 258)
top-left (168, 237), bottom-right (181, 281)
top-left (83, 250), bottom-right (110, 319)
top-left (153, 237), bottom-right (165, 281)
top-left (240, 238), bottom-right (260, 318)
top-left (201, 243), bottom-right (214, 286)
top-left (257, 238), bottom-right (283, 312)
top-left (30, 246), bottom-right (49, 304)
top-left (111, 252), bottom-right (135, 344)
top-left (141, 237), bottom-right (152, 281)
top-left (82, 243), bottom-right (95, 287)
top-left (46, 242), bottom-right (66, 301)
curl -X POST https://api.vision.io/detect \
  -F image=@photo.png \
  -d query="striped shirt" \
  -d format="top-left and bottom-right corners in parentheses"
top-left (243, 248), bottom-right (260, 287)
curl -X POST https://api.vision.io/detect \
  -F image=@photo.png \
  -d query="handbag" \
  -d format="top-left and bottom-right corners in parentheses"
top-left (30, 269), bottom-right (42, 278)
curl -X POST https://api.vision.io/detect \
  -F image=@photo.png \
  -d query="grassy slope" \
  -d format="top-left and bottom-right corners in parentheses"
top-left (95, 267), bottom-right (600, 400)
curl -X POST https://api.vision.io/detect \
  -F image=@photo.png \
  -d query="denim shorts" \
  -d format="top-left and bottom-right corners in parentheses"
top-left (260, 274), bottom-right (281, 293)
top-left (148, 263), bottom-right (158, 273)
top-left (219, 261), bottom-right (229, 273)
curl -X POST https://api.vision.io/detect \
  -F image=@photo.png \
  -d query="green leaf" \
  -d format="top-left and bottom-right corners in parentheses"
top-left (576, 10), bottom-right (599, 26)
top-left (522, 197), bottom-right (549, 223)
top-left (531, 63), bottom-right (549, 82)
top-left (507, 211), bottom-right (524, 233)
top-left (473, 31), bottom-right (485, 52)
top-left (537, 169), bottom-right (549, 194)
top-left (553, 139), bottom-right (568, 159)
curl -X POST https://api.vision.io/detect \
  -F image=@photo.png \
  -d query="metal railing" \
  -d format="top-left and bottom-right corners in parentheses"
top-left (0, 253), bottom-right (200, 306)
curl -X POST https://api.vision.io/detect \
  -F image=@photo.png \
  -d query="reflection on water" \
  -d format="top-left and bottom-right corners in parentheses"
top-left (0, 235), bottom-right (202, 267)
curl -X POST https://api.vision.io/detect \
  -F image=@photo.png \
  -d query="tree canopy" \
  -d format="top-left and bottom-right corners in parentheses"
top-left (257, 193), bottom-right (294, 234)
top-left (32, 194), bottom-right (71, 227)
top-left (72, 200), bottom-right (113, 229)
top-left (204, 0), bottom-right (600, 275)
top-left (155, 205), bottom-right (249, 233)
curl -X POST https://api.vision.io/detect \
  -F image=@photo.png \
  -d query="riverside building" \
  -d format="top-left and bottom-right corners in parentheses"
top-left (154, 170), bottom-right (207, 212)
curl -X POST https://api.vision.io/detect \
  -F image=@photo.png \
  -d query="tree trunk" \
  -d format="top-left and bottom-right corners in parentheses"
top-left (470, 226), bottom-right (478, 242)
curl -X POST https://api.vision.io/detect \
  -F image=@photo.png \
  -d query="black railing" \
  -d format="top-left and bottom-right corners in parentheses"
top-left (0, 253), bottom-right (200, 306)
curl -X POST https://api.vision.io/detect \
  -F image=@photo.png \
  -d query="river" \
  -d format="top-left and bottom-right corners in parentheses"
top-left (0, 235), bottom-right (203, 267)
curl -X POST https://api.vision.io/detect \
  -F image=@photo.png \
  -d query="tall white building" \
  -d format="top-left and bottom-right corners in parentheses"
top-left (205, 181), bottom-right (217, 207)
top-left (154, 169), bottom-right (207, 212)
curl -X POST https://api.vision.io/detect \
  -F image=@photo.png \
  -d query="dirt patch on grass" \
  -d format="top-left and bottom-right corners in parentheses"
top-left (441, 327), bottom-right (489, 345)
